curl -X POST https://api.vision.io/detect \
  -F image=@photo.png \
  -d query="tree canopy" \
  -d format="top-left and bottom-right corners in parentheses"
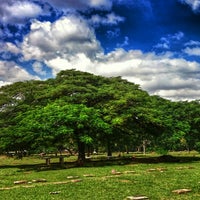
top-left (0, 69), bottom-right (199, 161)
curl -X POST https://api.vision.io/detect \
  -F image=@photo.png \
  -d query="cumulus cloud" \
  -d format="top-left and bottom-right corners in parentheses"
top-left (0, 1), bottom-right (199, 102)
top-left (89, 0), bottom-right (112, 8)
top-left (94, 49), bottom-right (200, 100)
top-left (90, 13), bottom-right (125, 26)
top-left (154, 32), bottom-right (184, 50)
top-left (19, 16), bottom-right (200, 101)
top-left (32, 61), bottom-right (47, 76)
top-left (106, 28), bottom-right (121, 38)
top-left (179, 0), bottom-right (200, 12)
top-left (42, 0), bottom-right (112, 11)
top-left (0, 0), bottom-right (42, 24)
top-left (0, 61), bottom-right (39, 86)
top-left (183, 47), bottom-right (200, 56)
top-left (21, 15), bottom-right (101, 61)
top-left (0, 42), bottom-right (20, 54)
top-left (171, 31), bottom-right (184, 40)
top-left (154, 43), bottom-right (170, 50)
top-left (46, 53), bottom-right (95, 76)
top-left (0, 24), bottom-right (23, 39)
top-left (184, 40), bottom-right (200, 46)
top-left (154, 37), bottom-right (170, 50)
top-left (0, 42), bottom-right (21, 60)
top-left (117, 36), bottom-right (129, 48)
top-left (154, 88), bottom-right (200, 101)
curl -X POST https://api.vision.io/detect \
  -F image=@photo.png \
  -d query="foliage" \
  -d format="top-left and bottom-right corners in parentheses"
top-left (0, 69), bottom-right (200, 158)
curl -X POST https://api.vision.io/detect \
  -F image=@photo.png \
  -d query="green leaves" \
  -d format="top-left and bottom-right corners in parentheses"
top-left (0, 69), bottom-right (199, 156)
top-left (80, 135), bottom-right (93, 144)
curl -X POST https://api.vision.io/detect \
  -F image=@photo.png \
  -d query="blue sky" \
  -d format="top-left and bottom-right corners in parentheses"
top-left (0, 0), bottom-right (200, 101)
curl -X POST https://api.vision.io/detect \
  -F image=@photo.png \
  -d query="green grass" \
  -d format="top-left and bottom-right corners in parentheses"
top-left (0, 153), bottom-right (200, 199)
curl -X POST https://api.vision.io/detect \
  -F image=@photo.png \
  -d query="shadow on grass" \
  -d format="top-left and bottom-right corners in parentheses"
top-left (0, 155), bottom-right (200, 171)
top-left (84, 155), bottom-right (200, 167)
top-left (0, 161), bottom-right (78, 172)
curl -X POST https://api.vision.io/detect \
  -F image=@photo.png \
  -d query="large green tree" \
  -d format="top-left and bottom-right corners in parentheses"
top-left (1, 69), bottom-right (199, 159)
top-left (17, 102), bottom-right (110, 162)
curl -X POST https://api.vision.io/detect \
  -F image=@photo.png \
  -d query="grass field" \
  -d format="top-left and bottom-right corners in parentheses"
top-left (0, 153), bottom-right (200, 200)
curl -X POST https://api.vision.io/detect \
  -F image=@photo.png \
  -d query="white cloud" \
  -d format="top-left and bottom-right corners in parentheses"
top-left (90, 12), bottom-right (125, 26)
top-left (0, 25), bottom-right (22, 39)
top-left (95, 49), bottom-right (200, 101)
top-left (0, 61), bottom-right (39, 86)
top-left (154, 43), bottom-right (170, 49)
top-left (183, 47), bottom-right (200, 56)
top-left (42, 0), bottom-right (112, 11)
top-left (117, 36), bottom-right (129, 48)
top-left (21, 15), bottom-right (102, 62)
top-left (171, 31), bottom-right (184, 40)
top-left (154, 89), bottom-right (200, 101)
top-left (43, 43), bottom-right (200, 100)
top-left (179, 0), bottom-right (200, 12)
top-left (0, 1), bottom-right (199, 102)
top-left (106, 28), bottom-right (120, 38)
top-left (0, 42), bottom-right (20, 54)
top-left (0, 15), bottom-right (197, 101)
top-left (46, 53), bottom-right (95, 76)
top-left (32, 62), bottom-right (47, 76)
top-left (184, 40), bottom-right (200, 46)
top-left (89, 0), bottom-right (112, 9)
top-left (0, 0), bottom-right (42, 24)
top-left (154, 32), bottom-right (184, 50)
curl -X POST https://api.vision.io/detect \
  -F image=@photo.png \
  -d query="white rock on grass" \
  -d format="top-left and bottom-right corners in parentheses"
top-left (124, 171), bottom-right (136, 174)
top-left (71, 179), bottom-right (82, 183)
top-left (126, 196), bottom-right (149, 200)
top-left (172, 189), bottom-right (192, 194)
top-left (14, 180), bottom-right (27, 184)
top-left (67, 176), bottom-right (79, 179)
top-left (83, 174), bottom-right (95, 177)
top-left (32, 179), bottom-right (47, 183)
top-left (49, 191), bottom-right (61, 194)
top-left (111, 169), bottom-right (122, 175)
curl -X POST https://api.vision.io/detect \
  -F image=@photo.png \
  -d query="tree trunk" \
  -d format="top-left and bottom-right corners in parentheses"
top-left (107, 140), bottom-right (112, 157)
top-left (45, 158), bottom-right (50, 166)
top-left (125, 145), bottom-right (129, 154)
top-left (86, 145), bottom-right (90, 157)
top-left (59, 156), bottom-right (64, 166)
top-left (77, 140), bottom-right (85, 166)
top-left (142, 140), bottom-right (146, 155)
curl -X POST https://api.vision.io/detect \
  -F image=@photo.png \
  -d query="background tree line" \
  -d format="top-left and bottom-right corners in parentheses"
top-left (0, 70), bottom-right (199, 161)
